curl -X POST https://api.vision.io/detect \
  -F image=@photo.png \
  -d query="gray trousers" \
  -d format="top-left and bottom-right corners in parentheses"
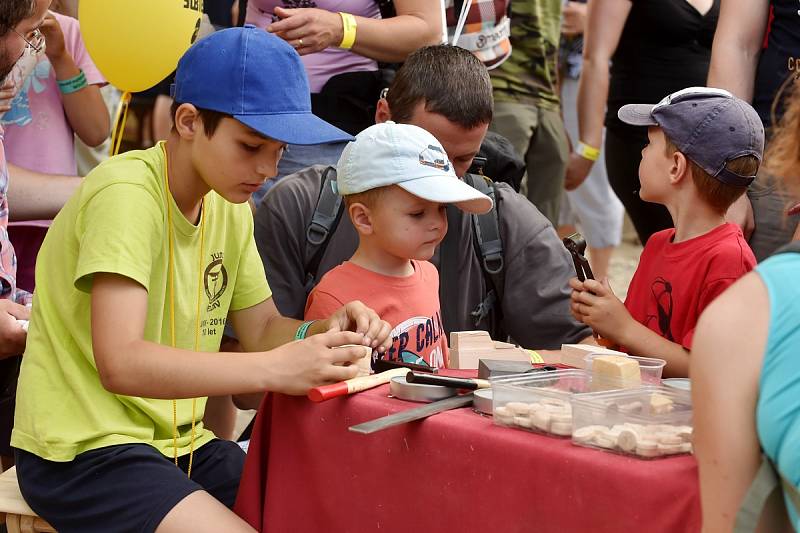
top-left (490, 100), bottom-right (569, 225)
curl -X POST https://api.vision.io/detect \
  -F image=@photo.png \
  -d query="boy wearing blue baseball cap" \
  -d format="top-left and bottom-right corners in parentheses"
top-left (10, 27), bottom-right (392, 532)
top-left (570, 87), bottom-right (762, 378)
top-left (304, 122), bottom-right (492, 370)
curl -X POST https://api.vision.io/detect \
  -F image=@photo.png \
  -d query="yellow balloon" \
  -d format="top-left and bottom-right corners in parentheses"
top-left (79, 0), bottom-right (203, 92)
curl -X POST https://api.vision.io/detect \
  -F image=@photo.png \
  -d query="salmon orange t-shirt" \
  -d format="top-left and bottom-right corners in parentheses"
top-left (304, 260), bottom-right (448, 369)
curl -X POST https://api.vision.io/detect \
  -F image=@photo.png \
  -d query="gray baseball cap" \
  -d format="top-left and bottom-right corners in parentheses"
top-left (618, 87), bottom-right (764, 187)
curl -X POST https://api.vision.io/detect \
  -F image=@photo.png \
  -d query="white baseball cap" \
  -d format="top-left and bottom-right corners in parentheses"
top-left (336, 122), bottom-right (494, 214)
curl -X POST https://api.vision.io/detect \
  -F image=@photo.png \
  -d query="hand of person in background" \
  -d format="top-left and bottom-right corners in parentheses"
top-left (267, 6), bottom-right (344, 55)
top-left (561, 1), bottom-right (587, 37)
top-left (0, 300), bottom-right (29, 359)
top-left (564, 151), bottom-right (595, 190)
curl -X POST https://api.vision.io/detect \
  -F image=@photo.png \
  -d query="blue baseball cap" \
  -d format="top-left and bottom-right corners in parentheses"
top-left (171, 26), bottom-right (353, 145)
top-left (618, 87), bottom-right (764, 187)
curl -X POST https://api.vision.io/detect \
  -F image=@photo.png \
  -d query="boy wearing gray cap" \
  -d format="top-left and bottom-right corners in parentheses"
top-left (570, 87), bottom-right (762, 378)
top-left (304, 122), bottom-right (493, 370)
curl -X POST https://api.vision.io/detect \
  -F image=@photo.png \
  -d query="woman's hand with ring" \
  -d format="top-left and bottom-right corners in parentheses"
top-left (268, 6), bottom-right (345, 55)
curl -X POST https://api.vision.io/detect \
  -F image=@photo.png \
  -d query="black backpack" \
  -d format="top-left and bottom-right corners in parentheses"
top-left (303, 166), bottom-right (508, 340)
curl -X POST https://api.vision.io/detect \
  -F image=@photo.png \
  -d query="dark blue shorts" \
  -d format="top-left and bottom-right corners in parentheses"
top-left (15, 439), bottom-right (245, 533)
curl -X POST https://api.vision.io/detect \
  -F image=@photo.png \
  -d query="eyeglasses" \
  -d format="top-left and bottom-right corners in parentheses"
top-left (13, 27), bottom-right (44, 54)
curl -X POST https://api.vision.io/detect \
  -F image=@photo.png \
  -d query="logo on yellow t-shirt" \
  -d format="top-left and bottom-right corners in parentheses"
top-left (204, 251), bottom-right (228, 311)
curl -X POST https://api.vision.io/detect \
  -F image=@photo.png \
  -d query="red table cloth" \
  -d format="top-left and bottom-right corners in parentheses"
top-left (235, 382), bottom-right (701, 532)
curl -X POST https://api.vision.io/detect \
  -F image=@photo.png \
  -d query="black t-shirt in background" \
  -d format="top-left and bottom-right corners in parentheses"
top-left (753, 0), bottom-right (800, 130)
top-left (605, 0), bottom-right (720, 135)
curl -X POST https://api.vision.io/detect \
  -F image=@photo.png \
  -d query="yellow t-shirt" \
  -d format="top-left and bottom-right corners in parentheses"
top-left (12, 142), bottom-right (271, 462)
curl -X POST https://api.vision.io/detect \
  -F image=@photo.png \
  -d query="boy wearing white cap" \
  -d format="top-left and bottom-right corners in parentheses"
top-left (304, 122), bottom-right (493, 369)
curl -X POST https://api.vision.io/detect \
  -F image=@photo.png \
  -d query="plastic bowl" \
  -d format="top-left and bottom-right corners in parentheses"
top-left (584, 353), bottom-right (666, 385)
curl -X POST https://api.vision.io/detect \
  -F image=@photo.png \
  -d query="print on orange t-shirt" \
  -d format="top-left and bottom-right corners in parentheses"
top-left (304, 260), bottom-right (448, 369)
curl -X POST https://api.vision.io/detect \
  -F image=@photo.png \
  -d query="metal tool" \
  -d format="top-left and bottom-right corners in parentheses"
top-left (348, 393), bottom-right (474, 434)
top-left (405, 371), bottom-right (490, 390)
top-left (372, 358), bottom-right (436, 374)
top-left (563, 232), bottom-right (617, 347)
top-left (473, 388), bottom-right (493, 415)
top-left (389, 376), bottom-right (459, 403)
top-left (563, 232), bottom-right (594, 282)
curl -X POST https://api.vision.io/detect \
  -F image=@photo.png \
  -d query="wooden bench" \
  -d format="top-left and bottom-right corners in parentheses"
top-left (0, 467), bottom-right (55, 532)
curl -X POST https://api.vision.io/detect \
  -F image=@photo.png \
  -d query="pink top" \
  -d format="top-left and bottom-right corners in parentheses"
top-left (305, 260), bottom-right (449, 369)
top-left (0, 128), bottom-right (31, 304)
top-left (247, 0), bottom-right (380, 93)
top-left (2, 12), bottom-right (105, 176)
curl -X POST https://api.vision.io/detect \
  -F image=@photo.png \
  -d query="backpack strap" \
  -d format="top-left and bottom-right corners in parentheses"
top-left (463, 174), bottom-right (505, 334)
top-left (735, 454), bottom-right (800, 532)
top-left (304, 166), bottom-right (343, 294)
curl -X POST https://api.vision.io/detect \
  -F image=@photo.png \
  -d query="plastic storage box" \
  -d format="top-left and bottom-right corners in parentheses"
top-left (584, 354), bottom-right (666, 386)
top-left (491, 370), bottom-right (644, 438)
top-left (570, 386), bottom-right (693, 459)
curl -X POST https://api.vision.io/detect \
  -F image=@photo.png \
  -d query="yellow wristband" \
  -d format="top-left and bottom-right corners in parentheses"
top-left (338, 12), bottom-right (357, 49)
top-left (576, 141), bottom-right (600, 162)
top-left (527, 350), bottom-right (544, 364)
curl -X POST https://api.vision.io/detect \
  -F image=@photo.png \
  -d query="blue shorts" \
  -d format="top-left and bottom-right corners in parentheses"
top-left (15, 439), bottom-right (245, 533)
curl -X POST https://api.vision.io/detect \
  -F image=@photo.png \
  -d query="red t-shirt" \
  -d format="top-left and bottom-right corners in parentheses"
top-left (305, 260), bottom-right (448, 369)
top-left (624, 223), bottom-right (756, 349)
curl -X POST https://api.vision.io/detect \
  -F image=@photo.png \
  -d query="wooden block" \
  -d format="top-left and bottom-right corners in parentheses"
top-left (560, 344), bottom-right (626, 369)
top-left (450, 346), bottom-right (529, 369)
top-left (450, 331), bottom-right (494, 351)
top-left (0, 468), bottom-right (55, 533)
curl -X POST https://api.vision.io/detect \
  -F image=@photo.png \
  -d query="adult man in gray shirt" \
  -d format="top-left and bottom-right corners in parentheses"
top-left (253, 45), bottom-right (592, 349)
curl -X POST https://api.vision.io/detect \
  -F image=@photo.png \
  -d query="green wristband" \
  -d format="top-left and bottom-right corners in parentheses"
top-left (295, 320), bottom-right (316, 340)
top-left (57, 69), bottom-right (87, 95)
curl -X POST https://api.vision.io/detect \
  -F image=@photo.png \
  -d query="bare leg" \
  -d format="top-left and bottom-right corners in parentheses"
top-left (156, 491), bottom-right (256, 533)
top-left (588, 246), bottom-right (615, 282)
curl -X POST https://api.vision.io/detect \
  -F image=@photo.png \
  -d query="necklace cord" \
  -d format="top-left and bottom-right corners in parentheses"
top-left (162, 143), bottom-right (204, 478)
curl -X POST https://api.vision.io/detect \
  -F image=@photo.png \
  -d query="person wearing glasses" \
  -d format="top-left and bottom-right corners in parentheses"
top-left (0, 0), bottom-right (85, 470)
top-left (570, 88), bottom-right (761, 378)
top-left (2, 7), bottom-right (108, 177)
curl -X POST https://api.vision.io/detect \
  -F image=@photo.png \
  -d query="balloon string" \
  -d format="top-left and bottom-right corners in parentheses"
top-left (110, 90), bottom-right (131, 157)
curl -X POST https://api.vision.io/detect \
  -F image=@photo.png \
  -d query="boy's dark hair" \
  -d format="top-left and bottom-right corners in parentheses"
top-left (386, 45), bottom-right (493, 129)
top-left (170, 101), bottom-right (232, 138)
top-left (665, 136), bottom-right (759, 214)
top-left (0, 0), bottom-right (35, 35)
